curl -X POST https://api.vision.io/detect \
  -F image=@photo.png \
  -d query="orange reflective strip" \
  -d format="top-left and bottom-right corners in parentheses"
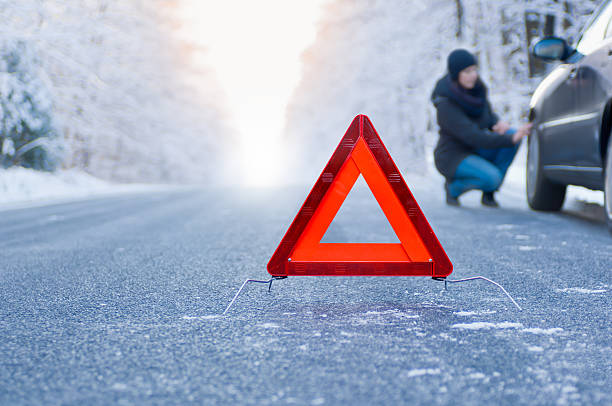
top-left (350, 138), bottom-right (431, 262)
top-left (292, 158), bottom-right (360, 254)
top-left (292, 243), bottom-right (409, 261)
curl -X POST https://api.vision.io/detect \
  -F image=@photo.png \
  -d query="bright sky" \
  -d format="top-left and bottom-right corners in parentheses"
top-left (181, 0), bottom-right (327, 186)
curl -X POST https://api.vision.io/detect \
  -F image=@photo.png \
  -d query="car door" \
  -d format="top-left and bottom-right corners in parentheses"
top-left (542, 2), bottom-right (612, 187)
top-left (537, 63), bottom-right (580, 169)
top-left (574, 25), bottom-right (612, 168)
top-left (571, 40), bottom-right (610, 168)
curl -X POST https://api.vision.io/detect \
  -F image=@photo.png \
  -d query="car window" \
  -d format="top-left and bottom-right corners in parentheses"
top-left (576, 1), bottom-right (612, 54)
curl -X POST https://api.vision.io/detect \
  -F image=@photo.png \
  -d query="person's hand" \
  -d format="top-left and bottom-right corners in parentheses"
top-left (492, 121), bottom-right (511, 135)
top-left (512, 122), bottom-right (533, 144)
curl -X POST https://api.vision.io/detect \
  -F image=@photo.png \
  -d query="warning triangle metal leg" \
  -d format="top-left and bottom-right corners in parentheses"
top-left (433, 276), bottom-right (522, 311)
top-left (222, 276), bottom-right (287, 315)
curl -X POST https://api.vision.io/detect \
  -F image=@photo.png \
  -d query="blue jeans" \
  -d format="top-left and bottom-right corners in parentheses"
top-left (447, 130), bottom-right (519, 198)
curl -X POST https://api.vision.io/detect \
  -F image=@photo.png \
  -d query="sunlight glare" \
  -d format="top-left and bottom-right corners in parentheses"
top-left (181, 0), bottom-right (326, 186)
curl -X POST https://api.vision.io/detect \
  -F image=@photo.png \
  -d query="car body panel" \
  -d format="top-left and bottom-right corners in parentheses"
top-left (529, 3), bottom-right (612, 191)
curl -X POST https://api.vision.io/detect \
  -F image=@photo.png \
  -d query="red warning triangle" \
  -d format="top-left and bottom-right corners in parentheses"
top-left (267, 115), bottom-right (452, 277)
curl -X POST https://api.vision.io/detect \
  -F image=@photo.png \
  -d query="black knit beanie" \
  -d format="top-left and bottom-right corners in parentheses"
top-left (447, 49), bottom-right (477, 80)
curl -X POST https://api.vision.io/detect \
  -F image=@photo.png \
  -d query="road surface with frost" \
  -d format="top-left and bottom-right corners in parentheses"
top-left (0, 178), bottom-right (610, 405)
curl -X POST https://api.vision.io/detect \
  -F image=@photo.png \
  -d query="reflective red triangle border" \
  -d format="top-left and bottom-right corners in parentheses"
top-left (267, 115), bottom-right (453, 277)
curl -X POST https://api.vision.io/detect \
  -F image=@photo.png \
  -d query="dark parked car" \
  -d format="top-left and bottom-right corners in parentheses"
top-left (529, 0), bottom-right (612, 232)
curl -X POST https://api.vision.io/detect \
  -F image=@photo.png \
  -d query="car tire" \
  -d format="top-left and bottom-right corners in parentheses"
top-left (526, 130), bottom-right (566, 211)
top-left (605, 140), bottom-right (612, 234)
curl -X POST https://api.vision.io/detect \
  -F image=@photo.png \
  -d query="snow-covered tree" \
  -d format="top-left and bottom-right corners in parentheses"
top-left (0, 39), bottom-right (62, 171)
top-left (284, 0), bottom-right (600, 181)
top-left (0, 0), bottom-right (235, 182)
top-left (457, 0), bottom-right (600, 121)
top-left (283, 0), bottom-right (457, 182)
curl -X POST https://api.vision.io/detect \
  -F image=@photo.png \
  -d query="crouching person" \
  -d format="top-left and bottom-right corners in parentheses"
top-left (431, 49), bottom-right (531, 207)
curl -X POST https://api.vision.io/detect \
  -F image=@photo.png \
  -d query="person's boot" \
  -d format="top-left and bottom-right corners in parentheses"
top-left (481, 191), bottom-right (499, 207)
top-left (445, 182), bottom-right (460, 206)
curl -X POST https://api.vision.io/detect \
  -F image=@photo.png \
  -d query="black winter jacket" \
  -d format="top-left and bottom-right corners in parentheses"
top-left (431, 74), bottom-right (515, 179)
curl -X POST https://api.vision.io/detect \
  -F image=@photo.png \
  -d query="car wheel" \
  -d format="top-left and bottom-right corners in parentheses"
top-left (526, 130), bottom-right (566, 211)
top-left (605, 140), bottom-right (612, 234)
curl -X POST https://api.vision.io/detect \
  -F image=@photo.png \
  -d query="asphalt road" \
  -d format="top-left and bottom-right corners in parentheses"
top-left (0, 181), bottom-right (610, 405)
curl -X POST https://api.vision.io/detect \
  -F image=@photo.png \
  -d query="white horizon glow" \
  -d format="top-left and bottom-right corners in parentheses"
top-left (180, 0), bottom-right (326, 186)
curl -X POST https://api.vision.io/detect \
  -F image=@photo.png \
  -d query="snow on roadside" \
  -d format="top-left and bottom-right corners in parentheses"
top-left (0, 167), bottom-right (172, 210)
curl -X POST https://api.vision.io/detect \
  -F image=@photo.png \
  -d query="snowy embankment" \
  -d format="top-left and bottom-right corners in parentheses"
top-left (1, 149), bottom-right (603, 217)
top-left (0, 168), bottom-right (172, 210)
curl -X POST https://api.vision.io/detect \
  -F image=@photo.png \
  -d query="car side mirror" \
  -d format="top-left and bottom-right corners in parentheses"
top-left (532, 37), bottom-right (573, 61)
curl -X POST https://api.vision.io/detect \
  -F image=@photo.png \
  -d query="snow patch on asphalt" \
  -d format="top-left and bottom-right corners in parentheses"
top-left (453, 310), bottom-right (497, 317)
top-left (468, 372), bottom-right (486, 379)
top-left (111, 383), bottom-right (129, 391)
top-left (451, 322), bottom-right (523, 330)
top-left (521, 327), bottom-right (563, 335)
top-left (182, 315), bottom-right (222, 320)
top-left (363, 309), bottom-right (418, 318)
top-left (522, 327), bottom-right (563, 335)
top-left (353, 310), bottom-right (420, 325)
top-left (396, 313), bottom-right (420, 319)
top-left (257, 323), bottom-right (280, 329)
top-left (438, 332), bottom-right (457, 342)
top-left (452, 322), bottom-right (564, 335)
top-left (364, 310), bottom-right (397, 316)
top-left (555, 287), bottom-right (607, 294)
top-left (404, 368), bottom-right (441, 378)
